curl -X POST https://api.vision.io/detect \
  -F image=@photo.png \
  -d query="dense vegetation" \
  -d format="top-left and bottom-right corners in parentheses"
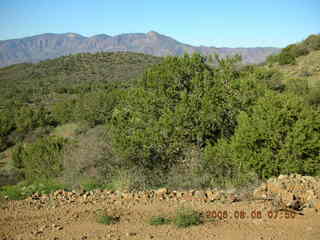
top-left (0, 52), bottom-right (161, 151)
top-left (1, 35), bottom-right (320, 198)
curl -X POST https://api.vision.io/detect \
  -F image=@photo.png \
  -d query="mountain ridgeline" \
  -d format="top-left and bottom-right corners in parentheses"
top-left (0, 31), bottom-right (280, 67)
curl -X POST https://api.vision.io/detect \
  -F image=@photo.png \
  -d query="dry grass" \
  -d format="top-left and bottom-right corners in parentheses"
top-left (273, 50), bottom-right (320, 87)
top-left (51, 123), bottom-right (81, 139)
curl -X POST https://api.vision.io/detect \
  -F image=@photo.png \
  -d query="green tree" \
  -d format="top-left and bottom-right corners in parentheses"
top-left (110, 54), bottom-right (265, 172)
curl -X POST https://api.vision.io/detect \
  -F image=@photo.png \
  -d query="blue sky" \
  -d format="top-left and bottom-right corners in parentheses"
top-left (0, 0), bottom-right (319, 47)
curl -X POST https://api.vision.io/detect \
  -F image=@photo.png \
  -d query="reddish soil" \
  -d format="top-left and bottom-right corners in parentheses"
top-left (1, 192), bottom-right (320, 240)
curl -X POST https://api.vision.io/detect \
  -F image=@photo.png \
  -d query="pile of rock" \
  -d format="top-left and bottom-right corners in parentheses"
top-left (18, 174), bottom-right (320, 211)
top-left (22, 187), bottom-right (240, 207)
top-left (253, 174), bottom-right (320, 210)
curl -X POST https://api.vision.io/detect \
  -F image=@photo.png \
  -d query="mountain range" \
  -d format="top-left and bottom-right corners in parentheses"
top-left (0, 31), bottom-right (280, 67)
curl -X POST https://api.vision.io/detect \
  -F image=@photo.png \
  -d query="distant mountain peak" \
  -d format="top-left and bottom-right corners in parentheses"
top-left (63, 33), bottom-right (85, 39)
top-left (90, 34), bottom-right (111, 39)
top-left (147, 31), bottom-right (160, 38)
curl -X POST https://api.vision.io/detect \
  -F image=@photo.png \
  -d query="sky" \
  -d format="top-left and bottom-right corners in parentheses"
top-left (0, 0), bottom-right (319, 48)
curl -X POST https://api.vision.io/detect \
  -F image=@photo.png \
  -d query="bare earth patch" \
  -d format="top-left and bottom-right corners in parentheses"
top-left (1, 175), bottom-right (320, 240)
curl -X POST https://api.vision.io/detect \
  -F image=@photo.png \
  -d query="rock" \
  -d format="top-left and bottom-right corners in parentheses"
top-left (278, 174), bottom-right (288, 180)
top-left (310, 199), bottom-right (320, 209)
top-left (211, 191), bottom-right (223, 201)
top-left (288, 199), bottom-right (302, 210)
top-left (302, 190), bottom-right (316, 203)
top-left (194, 190), bottom-right (206, 199)
top-left (206, 191), bottom-right (215, 200)
top-left (228, 193), bottom-right (240, 203)
top-left (280, 191), bottom-right (295, 205)
top-left (126, 232), bottom-right (137, 236)
top-left (253, 188), bottom-right (267, 199)
top-left (52, 224), bottom-right (63, 230)
top-left (176, 191), bottom-right (185, 198)
top-left (267, 183), bottom-right (283, 195)
top-left (155, 188), bottom-right (168, 195)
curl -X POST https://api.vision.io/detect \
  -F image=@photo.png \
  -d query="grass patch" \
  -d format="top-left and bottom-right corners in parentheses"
top-left (97, 215), bottom-right (119, 225)
top-left (174, 207), bottom-right (203, 228)
top-left (149, 216), bottom-right (171, 226)
top-left (0, 184), bottom-right (25, 200)
top-left (51, 123), bottom-right (80, 139)
top-left (81, 181), bottom-right (111, 192)
top-left (0, 179), bottom-right (66, 200)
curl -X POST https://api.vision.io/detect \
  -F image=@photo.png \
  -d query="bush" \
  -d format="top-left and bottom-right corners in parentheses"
top-left (75, 88), bottom-right (121, 127)
top-left (12, 136), bottom-right (67, 181)
top-left (307, 83), bottom-right (320, 106)
top-left (304, 34), bottom-right (320, 51)
top-left (174, 207), bottom-right (202, 228)
top-left (0, 179), bottom-right (66, 200)
top-left (253, 67), bottom-right (285, 91)
top-left (149, 216), bottom-right (171, 225)
top-left (278, 52), bottom-right (296, 65)
top-left (61, 126), bottom-right (119, 189)
top-left (0, 109), bottom-right (15, 151)
top-left (0, 184), bottom-right (25, 200)
top-left (110, 54), bottom-right (263, 175)
top-left (285, 78), bottom-right (309, 95)
top-left (51, 98), bottom-right (78, 124)
top-left (0, 109), bottom-right (15, 137)
top-left (204, 92), bottom-right (320, 179)
top-left (97, 215), bottom-right (119, 225)
top-left (202, 140), bottom-right (259, 188)
top-left (15, 105), bottom-right (54, 133)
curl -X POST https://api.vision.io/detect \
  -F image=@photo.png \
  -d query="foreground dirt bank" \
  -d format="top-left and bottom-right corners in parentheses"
top-left (1, 174), bottom-right (320, 240)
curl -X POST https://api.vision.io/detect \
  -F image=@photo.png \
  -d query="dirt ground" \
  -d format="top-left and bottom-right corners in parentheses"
top-left (1, 192), bottom-right (320, 240)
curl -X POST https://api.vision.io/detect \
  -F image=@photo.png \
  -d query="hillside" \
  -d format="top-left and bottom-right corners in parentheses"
top-left (0, 52), bottom-right (162, 186)
top-left (270, 50), bottom-right (320, 87)
top-left (263, 34), bottom-right (320, 93)
top-left (0, 52), bottom-right (162, 105)
top-left (0, 31), bottom-right (280, 67)
top-left (0, 34), bottom-right (319, 201)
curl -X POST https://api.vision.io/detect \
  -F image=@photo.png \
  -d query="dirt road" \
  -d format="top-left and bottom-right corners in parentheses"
top-left (1, 189), bottom-right (320, 240)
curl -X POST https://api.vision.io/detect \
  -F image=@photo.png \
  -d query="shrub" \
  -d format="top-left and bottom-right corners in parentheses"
top-left (304, 34), bottom-right (320, 51)
top-left (278, 52), bottom-right (296, 65)
top-left (0, 179), bottom-right (66, 200)
top-left (15, 105), bottom-right (54, 133)
top-left (110, 54), bottom-right (263, 174)
top-left (307, 82), bottom-right (320, 106)
top-left (149, 216), bottom-right (171, 225)
top-left (202, 140), bottom-right (259, 188)
top-left (51, 98), bottom-right (78, 124)
top-left (285, 78), bottom-right (309, 95)
top-left (12, 136), bottom-right (67, 181)
top-left (0, 109), bottom-right (15, 137)
top-left (79, 178), bottom-right (111, 192)
top-left (97, 215), bottom-right (119, 225)
top-left (174, 207), bottom-right (202, 228)
top-left (253, 67), bottom-right (285, 91)
top-left (204, 92), bottom-right (320, 179)
top-left (0, 109), bottom-right (15, 151)
top-left (0, 185), bottom-right (25, 200)
top-left (61, 126), bottom-right (119, 189)
top-left (22, 179), bottom-right (66, 195)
